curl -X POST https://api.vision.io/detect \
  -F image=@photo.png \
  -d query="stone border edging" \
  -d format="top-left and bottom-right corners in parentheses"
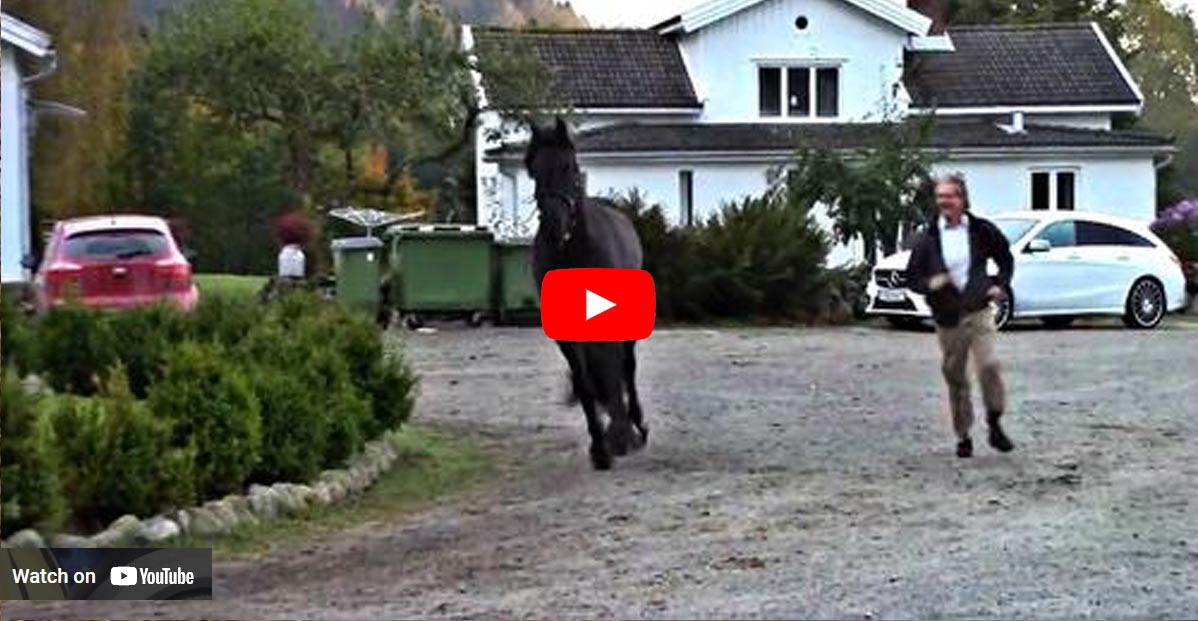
top-left (2, 429), bottom-right (406, 549)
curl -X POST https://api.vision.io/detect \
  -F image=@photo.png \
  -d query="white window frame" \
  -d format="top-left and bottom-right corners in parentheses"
top-left (755, 60), bottom-right (843, 122)
top-left (1029, 167), bottom-right (1080, 211)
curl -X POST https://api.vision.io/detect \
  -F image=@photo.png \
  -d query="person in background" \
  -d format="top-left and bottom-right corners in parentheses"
top-left (277, 242), bottom-right (306, 281)
top-left (907, 173), bottom-right (1016, 458)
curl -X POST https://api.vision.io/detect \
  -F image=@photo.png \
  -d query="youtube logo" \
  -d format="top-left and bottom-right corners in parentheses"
top-left (541, 269), bottom-right (655, 342)
top-left (110, 566), bottom-right (137, 587)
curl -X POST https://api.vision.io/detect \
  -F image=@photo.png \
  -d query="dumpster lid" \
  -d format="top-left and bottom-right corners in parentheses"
top-left (386, 224), bottom-right (493, 239)
top-left (328, 206), bottom-right (420, 235)
top-left (331, 236), bottom-right (384, 250)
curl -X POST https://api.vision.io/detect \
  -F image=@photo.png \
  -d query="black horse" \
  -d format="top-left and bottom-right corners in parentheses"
top-left (526, 118), bottom-right (648, 470)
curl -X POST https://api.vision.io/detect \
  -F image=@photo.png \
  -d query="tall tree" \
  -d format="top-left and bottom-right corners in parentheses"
top-left (3, 0), bottom-right (137, 220)
top-left (130, 0), bottom-right (482, 203)
top-left (776, 121), bottom-right (937, 264)
top-left (1121, 0), bottom-right (1198, 202)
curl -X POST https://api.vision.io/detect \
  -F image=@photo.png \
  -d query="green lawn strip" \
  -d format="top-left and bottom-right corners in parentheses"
top-left (194, 274), bottom-right (269, 299)
top-left (1173, 313), bottom-right (1198, 325)
top-left (167, 426), bottom-right (491, 560)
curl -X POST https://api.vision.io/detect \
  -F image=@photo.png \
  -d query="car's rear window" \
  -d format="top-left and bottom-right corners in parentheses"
top-left (64, 230), bottom-right (170, 261)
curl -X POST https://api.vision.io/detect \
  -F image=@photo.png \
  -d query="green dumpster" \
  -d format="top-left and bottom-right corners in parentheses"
top-left (495, 240), bottom-right (540, 324)
top-left (387, 225), bottom-right (494, 326)
top-left (331, 236), bottom-right (384, 314)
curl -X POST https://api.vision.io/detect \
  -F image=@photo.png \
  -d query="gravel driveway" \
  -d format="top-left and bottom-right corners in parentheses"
top-left (12, 321), bottom-right (1198, 620)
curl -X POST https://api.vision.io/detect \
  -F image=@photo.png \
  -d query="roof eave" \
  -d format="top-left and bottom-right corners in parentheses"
top-left (1089, 21), bottom-right (1145, 113)
top-left (910, 104), bottom-right (1142, 115)
top-left (486, 143), bottom-right (1173, 164)
top-left (658, 0), bottom-right (931, 36)
top-left (1, 12), bottom-right (53, 58)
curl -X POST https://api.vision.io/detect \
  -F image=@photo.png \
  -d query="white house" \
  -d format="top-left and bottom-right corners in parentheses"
top-left (466, 0), bottom-right (1175, 264)
top-left (2, 12), bottom-right (56, 285)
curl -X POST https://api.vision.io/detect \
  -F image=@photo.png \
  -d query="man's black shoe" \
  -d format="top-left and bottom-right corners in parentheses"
top-left (987, 412), bottom-right (1015, 453)
top-left (957, 437), bottom-right (973, 458)
top-left (988, 423), bottom-right (1015, 453)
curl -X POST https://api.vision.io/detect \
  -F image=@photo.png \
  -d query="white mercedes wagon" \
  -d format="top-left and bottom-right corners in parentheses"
top-left (867, 211), bottom-right (1188, 330)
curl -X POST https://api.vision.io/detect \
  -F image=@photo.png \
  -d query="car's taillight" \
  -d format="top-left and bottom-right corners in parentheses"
top-left (44, 265), bottom-right (83, 298)
top-left (156, 262), bottom-right (192, 291)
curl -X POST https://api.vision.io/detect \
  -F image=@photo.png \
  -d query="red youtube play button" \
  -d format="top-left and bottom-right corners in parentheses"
top-left (541, 269), bottom-right (656, 342)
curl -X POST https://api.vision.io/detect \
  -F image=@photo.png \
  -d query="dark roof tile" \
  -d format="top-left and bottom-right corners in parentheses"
top-left (471, 27), bottom-right (700, 110)
top-left (904, 23), bottom-right (1139, 108)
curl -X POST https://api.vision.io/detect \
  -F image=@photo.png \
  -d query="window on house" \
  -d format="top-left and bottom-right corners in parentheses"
top-left (679, 170), bottom-right (695, 226)
top-left (1056, 172), bottom-right (1075, 211)
top-left (787, 68), bottom-right (810, 117)
top-left (816, 68), bottom-right (839, 117)
top-left (1031, 172), bottom-right (1051, 211)
top-left (759, 67), bottom-right (782, 117)
top-left (1031, 170), bottom-right (1078, 211)
top-left (758, 65), bottom-right (840, 118)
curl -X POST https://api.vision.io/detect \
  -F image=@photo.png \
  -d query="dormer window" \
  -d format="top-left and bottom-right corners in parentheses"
top-left (758, 64), bottom-right (840, 119)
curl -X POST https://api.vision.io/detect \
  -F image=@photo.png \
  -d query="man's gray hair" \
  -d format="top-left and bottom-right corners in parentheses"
top-left (934, 172), bottom-right (971, 211)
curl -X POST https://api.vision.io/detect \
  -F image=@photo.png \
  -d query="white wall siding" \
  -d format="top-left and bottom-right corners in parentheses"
top-left (679, 0), bottom-right (909, 123)
top-left (1025, 113), bottom-right (1112, 130)
top-left (2, 45), bottom-right (32, 283)
top-left (933, 155), bottom-right (1158, 221)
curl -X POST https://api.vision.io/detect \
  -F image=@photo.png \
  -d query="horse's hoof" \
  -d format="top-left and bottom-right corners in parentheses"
top-left (608, 432), bottom-right (632, 457)
top-left (590, 448), bottom-right (613, 471)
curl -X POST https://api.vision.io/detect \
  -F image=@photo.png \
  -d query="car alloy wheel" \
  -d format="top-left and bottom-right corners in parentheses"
top-left (1125, 278), bottom-right (1166, 329)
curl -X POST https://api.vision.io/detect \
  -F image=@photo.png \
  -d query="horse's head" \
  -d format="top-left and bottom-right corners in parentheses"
top-left (526, 118), bottom-right (582, 247)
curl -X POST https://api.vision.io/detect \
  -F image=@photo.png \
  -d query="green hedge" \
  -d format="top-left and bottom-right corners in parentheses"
top-left (0, 293), bottom-right (417, 537)
top-left (615, 192), bottom-right (842, 322)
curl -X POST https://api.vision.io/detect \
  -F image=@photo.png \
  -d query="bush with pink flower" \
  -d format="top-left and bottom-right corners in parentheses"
top-left (1153, 199), bottom-right (1198, 292)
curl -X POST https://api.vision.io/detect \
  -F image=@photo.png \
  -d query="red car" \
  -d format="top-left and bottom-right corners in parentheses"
top-left (32, 215), bottom-right (199, 313)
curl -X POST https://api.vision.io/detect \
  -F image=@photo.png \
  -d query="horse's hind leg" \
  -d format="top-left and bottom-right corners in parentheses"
top-left (624, 341), bottom-right (648, 446)
top-left (559, 342), bottom-right (611, 470)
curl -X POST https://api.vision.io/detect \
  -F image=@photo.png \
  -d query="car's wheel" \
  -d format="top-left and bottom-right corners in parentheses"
top-left (1123, 277), bottom-right (1166, 330)
top-left (993, 288), bottom-right (1013, 331)
top-left (886, 316), bottom-right (923, 330)
top-left (1042, 316), bottom-right (1075, 329)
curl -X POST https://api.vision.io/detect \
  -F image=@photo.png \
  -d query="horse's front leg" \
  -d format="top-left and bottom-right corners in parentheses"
top-left (558, 341), bottom-right (611, 470)
top-left (589, 343), bottom-right (637, 458)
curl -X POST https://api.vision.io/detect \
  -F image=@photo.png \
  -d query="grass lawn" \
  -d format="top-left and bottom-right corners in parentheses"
top-left (169, 426), bottom-right (490, 559)
top-left (194, 274), bottom-right (269, 299)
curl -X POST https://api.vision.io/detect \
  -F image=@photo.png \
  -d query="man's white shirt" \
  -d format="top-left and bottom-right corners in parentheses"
top-left (939, 214), bottom-right (971, 291)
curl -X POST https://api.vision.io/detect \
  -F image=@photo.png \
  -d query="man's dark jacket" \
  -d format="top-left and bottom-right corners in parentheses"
top-left (906, 213), bottom-right (1015, 327)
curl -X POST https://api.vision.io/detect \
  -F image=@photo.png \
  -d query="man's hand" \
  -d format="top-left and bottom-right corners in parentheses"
top-left (987, 285), bottom-right (1007, 301)
top-left (928, 273), bottom-right (952, 291)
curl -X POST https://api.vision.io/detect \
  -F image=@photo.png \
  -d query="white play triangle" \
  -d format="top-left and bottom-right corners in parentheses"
top-left (585, 289), bottom-right (617, 320)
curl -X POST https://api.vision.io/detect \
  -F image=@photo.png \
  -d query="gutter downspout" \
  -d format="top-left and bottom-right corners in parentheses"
top-left (21, 49), bottom-right (57, 85)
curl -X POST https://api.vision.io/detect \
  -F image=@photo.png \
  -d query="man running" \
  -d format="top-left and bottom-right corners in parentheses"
top-left (908, 173), bottom-right (1016, 458)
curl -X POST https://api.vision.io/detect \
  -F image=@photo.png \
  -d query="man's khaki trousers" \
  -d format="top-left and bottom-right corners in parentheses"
top-left (936, 307), bottom-right (1006, 439)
